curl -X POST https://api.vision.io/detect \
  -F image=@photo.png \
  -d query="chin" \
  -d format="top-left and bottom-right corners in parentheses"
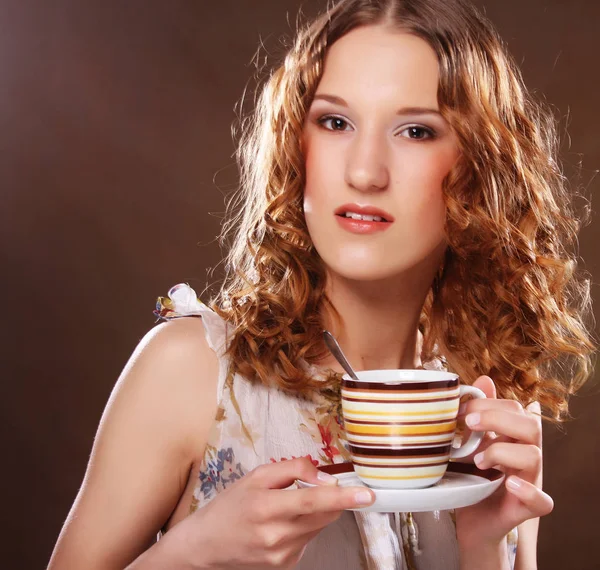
top-left (319, 246), bottom-right (446, 286)
top-left (326, 260), bottom-right (409, 283)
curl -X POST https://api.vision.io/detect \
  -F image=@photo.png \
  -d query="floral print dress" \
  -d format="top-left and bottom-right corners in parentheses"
top-left (155, 284), bottom-right (517, 570)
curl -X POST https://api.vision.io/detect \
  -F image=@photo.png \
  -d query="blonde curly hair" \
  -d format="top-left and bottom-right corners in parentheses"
top-left (209, 0), bottom-right (595, 420)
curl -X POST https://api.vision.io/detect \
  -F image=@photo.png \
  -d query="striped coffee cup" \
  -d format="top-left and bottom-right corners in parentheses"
top-left (341, 370), bottom-right (486, 489)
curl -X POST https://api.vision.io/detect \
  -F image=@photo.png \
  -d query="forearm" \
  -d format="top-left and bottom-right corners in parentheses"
top-left (125, 531), bottom-right (196, 570)
top-left (514, 518), bottom-right (539, 570)
top-left (459, 537), bottom-right (511, 570)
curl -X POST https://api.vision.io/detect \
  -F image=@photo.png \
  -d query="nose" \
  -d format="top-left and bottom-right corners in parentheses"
top-left (345, 130), bottom-right (390, 193)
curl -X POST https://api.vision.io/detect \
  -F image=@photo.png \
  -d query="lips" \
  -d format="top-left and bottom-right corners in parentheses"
top-left (334, 203), bottom-right (394, 235)
top-left (334, 203), bottom-right (395, 223)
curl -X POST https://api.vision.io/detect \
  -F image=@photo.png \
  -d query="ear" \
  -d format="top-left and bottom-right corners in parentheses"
top-left (472, 375), bottom-right (497, 399)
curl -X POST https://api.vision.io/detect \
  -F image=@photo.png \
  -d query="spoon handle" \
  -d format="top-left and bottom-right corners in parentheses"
top-left (322, 330), bottom-right (360, 380)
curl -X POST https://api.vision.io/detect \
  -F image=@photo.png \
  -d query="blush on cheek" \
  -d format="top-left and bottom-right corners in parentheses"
top-left (417, 193), bottom-right (446, 240)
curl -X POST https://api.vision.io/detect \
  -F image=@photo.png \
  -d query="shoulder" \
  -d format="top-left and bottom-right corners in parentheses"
top-left (112, 316), bottom-right (220, 458)
top-left (135, 315), bottom-right (217, 365)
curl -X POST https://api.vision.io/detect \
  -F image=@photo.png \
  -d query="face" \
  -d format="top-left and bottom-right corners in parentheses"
top-left (302, 26), bottom-right (459, 284)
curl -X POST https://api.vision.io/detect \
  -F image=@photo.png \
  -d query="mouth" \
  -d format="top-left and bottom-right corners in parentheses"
top-left (334, 204), bottom-right (394, 223)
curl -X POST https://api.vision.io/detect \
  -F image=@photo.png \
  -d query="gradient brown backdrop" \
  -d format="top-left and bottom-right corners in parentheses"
top-left (2, 1), bottom-right (598, 568)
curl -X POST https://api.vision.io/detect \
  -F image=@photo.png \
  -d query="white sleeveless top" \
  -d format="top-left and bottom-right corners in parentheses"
top-left (156, 284), bottom-right (517, 570)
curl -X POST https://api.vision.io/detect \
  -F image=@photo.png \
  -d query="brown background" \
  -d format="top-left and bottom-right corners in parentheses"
top-left (1, 1), bottom-right (598, 568)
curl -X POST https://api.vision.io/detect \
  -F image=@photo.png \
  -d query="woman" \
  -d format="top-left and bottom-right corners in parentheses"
top-left (48, 0), bottom-right (594, 568)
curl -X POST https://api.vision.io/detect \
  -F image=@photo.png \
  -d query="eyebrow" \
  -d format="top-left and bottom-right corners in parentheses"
top-left (312, 93), bottom-right (442, 117)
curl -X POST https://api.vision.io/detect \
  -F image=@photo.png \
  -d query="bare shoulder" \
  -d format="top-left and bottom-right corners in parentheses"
top-left (110, 315), bottom-right (220, 458)
top-left (130, 315), bottom-right (217, 372)
top-left (123, 316), bottom-right (219, 403)
top-left (48, 316), bottom-right (220, 570)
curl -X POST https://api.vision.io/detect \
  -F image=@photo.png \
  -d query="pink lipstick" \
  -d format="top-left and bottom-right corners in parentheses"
top-left (334, 203), bottom-right (394, 235)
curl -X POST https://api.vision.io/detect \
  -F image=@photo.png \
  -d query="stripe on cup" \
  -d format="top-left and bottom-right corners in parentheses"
top-left (355, 468), bottom-right (447, 481)
top-left (342, 394), bottom-right (459, 403)
top-left (349, 442), bottom-right (454, 451)
top-left (348, 443), bottom-right (452, 456)
top-left (344, 420), bottom-right (457, 437)
top-left (341, 408), bottom-right (459, 419)
top-left (347, 435), bottom-right (455, 446)
top-left (342, 378), bottom-right (459, 391)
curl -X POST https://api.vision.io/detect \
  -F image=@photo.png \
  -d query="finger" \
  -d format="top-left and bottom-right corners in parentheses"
top-left (249, 458), bottom-right (338, 490)
top-left (459, 397), bottom-right (524, 417)
top-left (473, 442), bottom-right (542, 473)
top-left (526, 401), bottom-right (543, 486)
top-left (506, 476), bottom-right (554, 518)
top-left (472, 375), bottom-right (497, 399)
top-left (465, 408), bottom-right (541, 444)
top-left (273, 485), bottom-right (375, 518)
top-left (526, 401), bottom-right (543, 423)
top-left (461, 377), bottom-right (499, 441)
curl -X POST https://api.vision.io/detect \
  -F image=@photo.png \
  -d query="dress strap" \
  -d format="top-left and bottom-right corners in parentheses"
top-left (155, 283), bottom-right (228, 356)
top-left (154, 283), bottom-right (230, 405)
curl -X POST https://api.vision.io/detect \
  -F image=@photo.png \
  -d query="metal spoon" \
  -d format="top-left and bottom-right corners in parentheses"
top-left (322, 330), bottom-right (360, 380)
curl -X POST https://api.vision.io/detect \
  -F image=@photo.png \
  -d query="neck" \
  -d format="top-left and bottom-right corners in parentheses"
top-left (319, 266), bottom-right (438, 373)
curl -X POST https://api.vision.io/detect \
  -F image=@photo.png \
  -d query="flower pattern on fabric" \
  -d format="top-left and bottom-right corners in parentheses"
top-left (270, 454), bottom-right (320, 466)
top-left (305, 411), bottom-right (347, 463)
top-left (197, 445), bottom-right (245, 503)
top-left (299, 385), bottom-right (352, 465)
top-left (507, 528), bottom-right (518, 560)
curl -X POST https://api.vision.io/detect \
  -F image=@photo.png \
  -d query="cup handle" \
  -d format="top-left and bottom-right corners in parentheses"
top-left (449, 385), bottom-right (487, 460)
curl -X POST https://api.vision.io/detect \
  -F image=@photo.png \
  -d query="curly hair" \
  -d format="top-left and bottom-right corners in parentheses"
top-left (209, 0), bottom-right (595, 420)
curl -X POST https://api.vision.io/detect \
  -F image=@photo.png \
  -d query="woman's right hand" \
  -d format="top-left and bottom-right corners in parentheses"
top-left (172, 457), bottom-right (375, 569)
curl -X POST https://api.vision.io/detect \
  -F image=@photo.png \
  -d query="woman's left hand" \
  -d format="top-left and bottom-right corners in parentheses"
top-left (454, 375), bottom-right (554, 551)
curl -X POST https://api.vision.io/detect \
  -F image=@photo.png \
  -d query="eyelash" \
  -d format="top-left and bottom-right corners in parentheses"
top-left (316, 114), bottom-right (437, 140)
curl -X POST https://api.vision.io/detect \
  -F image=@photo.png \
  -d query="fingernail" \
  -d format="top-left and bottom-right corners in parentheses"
top-left (317, 471), bottom-right (338, 485)
top-left (465, 413), bottom-right (480, 428)
top-left (458, 402), bottom-right (467, 415)
top-left (506, 476), bottom-right (523, 491)
top-left (355, 490), bottom-right (374, 505)
top-left (474, 452), bottom-right (485, 466)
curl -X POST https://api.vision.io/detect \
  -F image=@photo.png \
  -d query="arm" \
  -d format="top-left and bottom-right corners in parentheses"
top-left (456, 381), bottom-right (551, 570)
top-left (514, 404), bottom-right (543, 570)
top-left (514, 518), bottom-right (539, 570)
top-left (458, 539), bottom-right (510, 570)
top-left (47, 317), bottom-right (219, 570)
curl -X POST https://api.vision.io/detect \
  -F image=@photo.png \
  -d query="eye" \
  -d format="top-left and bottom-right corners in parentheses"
top-left (398, 125), bottom-right (436, 140)
top-left (318, 115), bottom-right (353, 132)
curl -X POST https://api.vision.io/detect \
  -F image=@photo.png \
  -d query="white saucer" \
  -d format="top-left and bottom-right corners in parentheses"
top-left (296, 462), bottom-right (504, 513)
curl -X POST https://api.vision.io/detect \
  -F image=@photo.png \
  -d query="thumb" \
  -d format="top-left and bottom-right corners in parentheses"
top-left (472, 375), bottom-right (497, 399)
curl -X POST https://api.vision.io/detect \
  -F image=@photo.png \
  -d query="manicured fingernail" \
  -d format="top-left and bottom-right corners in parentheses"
top-left (474, 452), bottom-right (485, 466)
top-left (507, 476), bottom-right (523, 491)
top-left (355, 490), bottom-right (374, 505)
top-left (317, 471), bottom-right (338, 485)
top-left (458, 403), bottom-right (467, 415)
top-left (465, 413), bottom-right (480, 428)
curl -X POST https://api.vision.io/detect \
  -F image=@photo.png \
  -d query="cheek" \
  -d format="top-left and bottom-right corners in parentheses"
top-left (402, 146), bottom-right (457, 222)
top-left (302, 138), bottom-right (338, 215)
top-left (302, 147), bottom-right (323, 235)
